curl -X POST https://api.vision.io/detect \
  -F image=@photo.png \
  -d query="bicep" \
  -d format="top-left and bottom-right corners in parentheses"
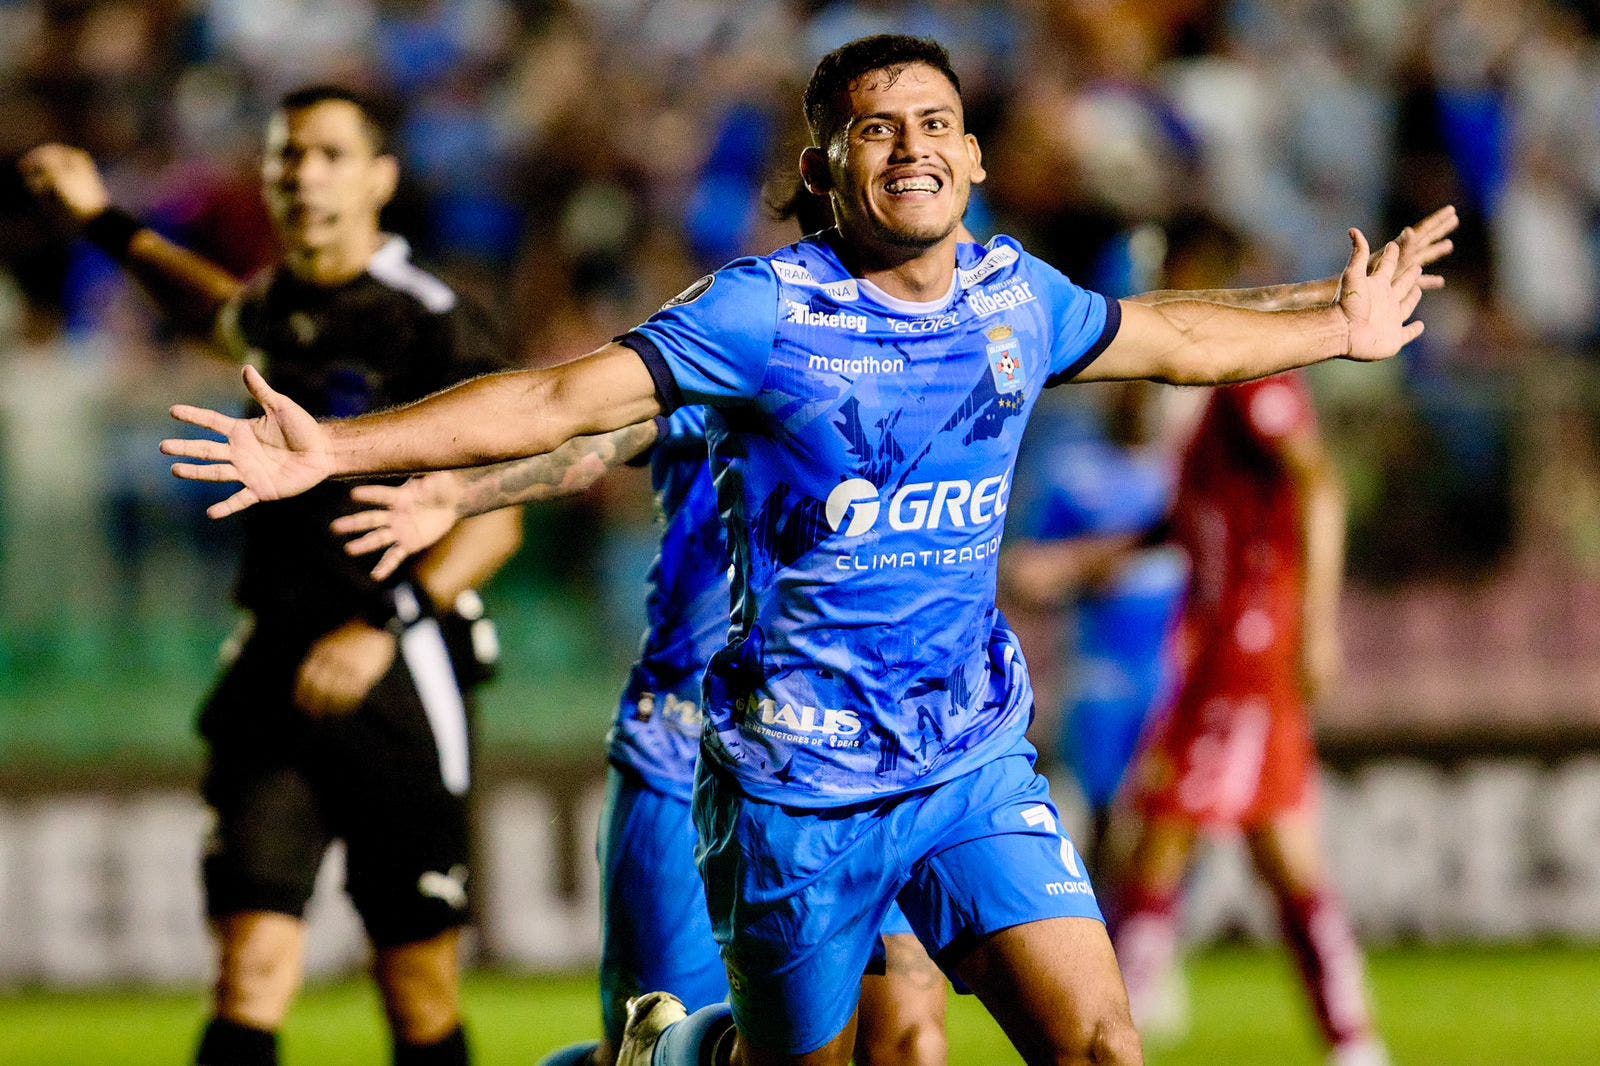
top-left (1071, 300), bottom-right (1187, 383)
top-left (539, 342), bottom-right (664, 443)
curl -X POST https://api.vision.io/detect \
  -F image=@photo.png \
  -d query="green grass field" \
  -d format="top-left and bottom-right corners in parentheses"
top-left (3, 945), bottom-right (1593, 1065)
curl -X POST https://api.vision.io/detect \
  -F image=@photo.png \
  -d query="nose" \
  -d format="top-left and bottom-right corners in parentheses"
top-left (891, 122), bottom-right (931, 162)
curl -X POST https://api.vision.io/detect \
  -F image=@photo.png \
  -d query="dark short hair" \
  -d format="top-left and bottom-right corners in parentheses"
top-left (276, 84), bottom-right (393, 155)
top-left (803, 35), bottom-right (962, 149)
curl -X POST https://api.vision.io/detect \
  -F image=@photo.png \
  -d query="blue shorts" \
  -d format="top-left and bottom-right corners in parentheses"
top-left (694, 741), bottom-right (1101, 1055)
top-left (599, 765), bottom-right (916, 1048)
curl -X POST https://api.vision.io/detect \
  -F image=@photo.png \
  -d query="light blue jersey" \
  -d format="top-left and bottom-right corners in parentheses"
top-left (1020, 436), bottom-right (1186, 810)
top-left (607, 406), bottom-right (730, 796)
top-left (621, 232), bottom-right (1120, 806)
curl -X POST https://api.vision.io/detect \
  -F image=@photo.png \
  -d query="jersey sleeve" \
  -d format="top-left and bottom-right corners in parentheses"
top-left (617, 258), bottom-right (777, 411)
top-left (1019, 247), bottom-right (1121, 387)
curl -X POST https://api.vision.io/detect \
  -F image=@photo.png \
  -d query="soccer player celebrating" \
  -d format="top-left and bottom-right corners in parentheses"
top-left (162, 36), bottom-right (1437, 1066)
top-left (22, 88), bottom-right (523, 1066)
top-left (327, 407), bottom-right (950, 1066)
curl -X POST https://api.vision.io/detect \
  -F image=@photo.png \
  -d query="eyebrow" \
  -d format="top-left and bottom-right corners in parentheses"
top-left (852, 105), bottom-right (957, 126)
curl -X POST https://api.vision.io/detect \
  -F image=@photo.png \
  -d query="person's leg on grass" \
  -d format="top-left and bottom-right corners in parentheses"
top-left (1246, 808), bottom-right (1386, 1065)
top-left (956, 918), bottom-right (1140, 1065)
top-left (197, 912), bottom-right (305, 1066)
top-left (1111, 815), bottom-right (1196, 1035)
top-left (571, 767), bottom-right (729, 1066)
top-left (374, 929), bottom-right (469, 1064)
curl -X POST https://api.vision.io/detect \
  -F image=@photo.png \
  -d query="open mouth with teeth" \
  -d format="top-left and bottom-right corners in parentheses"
top-left (884, 175), bottom-right (943, 196)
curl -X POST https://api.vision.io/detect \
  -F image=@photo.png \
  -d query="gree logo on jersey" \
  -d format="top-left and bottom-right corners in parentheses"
top-left (787, 300), bottom-right (868, 334)
top-left (965, 279), bottom-right (1037, 318)
top-left (824, 474), bottom-right (1010, 537)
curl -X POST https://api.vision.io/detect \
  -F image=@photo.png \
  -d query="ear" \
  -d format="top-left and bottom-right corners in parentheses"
top-left (371, 153), bottom-right (400, 207)
top-left (799, 146), bottom-right (833, 196)
top-left (966, 133), bottom-right (986, 187)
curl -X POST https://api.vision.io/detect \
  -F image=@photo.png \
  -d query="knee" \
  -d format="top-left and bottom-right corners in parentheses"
top-left (857, 1020), bottom-right (947, 1066)
top-left (1071, 1014), bottom-right (1142, 1066)
top-left (214, 930), bottom-right (302, 1029)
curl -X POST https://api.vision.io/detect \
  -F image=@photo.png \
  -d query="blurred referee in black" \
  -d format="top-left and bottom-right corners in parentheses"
top-left (21, 87), bottom-right (523, 1066)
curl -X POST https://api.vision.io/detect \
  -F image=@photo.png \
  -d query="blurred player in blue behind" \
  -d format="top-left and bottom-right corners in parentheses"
top-left (165, 33), bottom-right (1435, 1066)
top-left (1002, 381), bottom-right (1185, 870)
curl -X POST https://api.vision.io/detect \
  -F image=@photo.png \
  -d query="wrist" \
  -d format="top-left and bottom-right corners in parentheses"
top-left (81, 206), bottom-right (143, 261)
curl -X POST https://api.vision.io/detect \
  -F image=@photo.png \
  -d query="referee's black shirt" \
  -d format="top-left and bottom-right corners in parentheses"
top-left (216, 236), bottom-right (510, 631)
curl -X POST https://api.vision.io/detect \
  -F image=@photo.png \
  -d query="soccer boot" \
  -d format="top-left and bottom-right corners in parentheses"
top-left (615, 991), bottom-right (689, 1066)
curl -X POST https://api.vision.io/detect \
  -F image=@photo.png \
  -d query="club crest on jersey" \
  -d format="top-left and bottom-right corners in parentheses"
top-left (986, 325), bottom-right (1026, 394)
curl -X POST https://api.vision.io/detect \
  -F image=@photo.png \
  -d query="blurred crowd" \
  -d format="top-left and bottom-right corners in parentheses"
top-left (0, 0), bottom-right (1598, 721)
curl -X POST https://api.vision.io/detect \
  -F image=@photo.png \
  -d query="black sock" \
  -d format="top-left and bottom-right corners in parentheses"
top-left (394, 1025), bottom-right (469, 1066)
top-left (195, 1017), bottom-right (278, 1066)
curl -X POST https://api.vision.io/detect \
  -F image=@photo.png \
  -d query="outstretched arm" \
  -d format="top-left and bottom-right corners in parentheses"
top-left (332, 420), bottom-right (661, 579)
top-left (162, 342), bottom-right (662, 517)
top-left (1078, 230), bottom-right (1425, 386)
top-left (1128, 205), bottom-right (1457, 312)
top-left (20, 144), bottom-right (243, 337)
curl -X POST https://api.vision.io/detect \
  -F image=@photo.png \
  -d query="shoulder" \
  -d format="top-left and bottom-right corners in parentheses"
top-left (364, 236), bottom-right (459, 316)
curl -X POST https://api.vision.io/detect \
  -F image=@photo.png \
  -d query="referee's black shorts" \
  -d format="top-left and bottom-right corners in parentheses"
top-left (198, 612), bottom-right (478, 948)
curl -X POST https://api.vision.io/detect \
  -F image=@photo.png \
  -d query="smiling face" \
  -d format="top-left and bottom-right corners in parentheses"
top-left (807, 61), bottom-right (985, 255)
top-left (261, 100), bottom-right (395, 258)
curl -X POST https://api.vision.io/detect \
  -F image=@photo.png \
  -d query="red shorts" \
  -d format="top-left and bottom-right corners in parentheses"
top-left (1132, 611), bottom-right (1316, 829)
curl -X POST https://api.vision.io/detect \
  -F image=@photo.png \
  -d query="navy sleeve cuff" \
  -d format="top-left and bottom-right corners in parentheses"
top-left (624, 414), bottom-right (671, 467)
top-left (616, 331), bottom-right (684, 414)
top-left (1045, 294), bottom-right (1123, 388)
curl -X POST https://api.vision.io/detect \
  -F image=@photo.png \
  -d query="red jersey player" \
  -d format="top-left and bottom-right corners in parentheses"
top-left (1116, 368), bottom-right (1386, 1065)
top-left (1107, 209), bottom-right (1463, 1066)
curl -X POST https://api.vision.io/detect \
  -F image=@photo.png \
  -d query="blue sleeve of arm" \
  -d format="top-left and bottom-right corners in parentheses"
top-left (1025, 250), bottom-right (1121, 387)
top-left (617, 258), bottom-right (777, 412)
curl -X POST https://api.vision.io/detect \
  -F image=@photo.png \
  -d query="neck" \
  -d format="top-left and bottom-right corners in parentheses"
top-left (284, 230), bottom-right (384, 286)
top-left (832, 222), bottom-right (960, 303)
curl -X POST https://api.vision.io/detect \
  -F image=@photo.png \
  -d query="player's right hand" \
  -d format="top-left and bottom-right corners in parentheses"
top-left (18, 144), bottom-right (112, 226)
top-left (162, 365), bottom-right (334, 518)
top-left (331, 473), bottom-right (464, 581)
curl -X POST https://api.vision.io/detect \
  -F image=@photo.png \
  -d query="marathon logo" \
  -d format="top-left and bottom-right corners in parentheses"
top-left (965, 279), bottom-right (1038, 318)
top-left (807, 353), bottom-right (906, 375)
top-left (958, 243), bottom-right (1019, 289)
top-left (787, 300), bottom-right (869, 334)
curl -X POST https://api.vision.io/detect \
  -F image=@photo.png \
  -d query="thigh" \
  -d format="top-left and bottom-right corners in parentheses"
top-left (693, 761), bottom-right (901, 1058)
top-left (598, 767), bottom-right (727, 1049)
top-left (331, 652), bottom-right (475, 948)
top-left (202, 734), bottom-right (330, 921)
top-left (952, 917), bottom-right (1141, 1066)
top-left (373, 928), bottom-right (464, 1045)
top-left (856, 931), bottom-right (948, 1066)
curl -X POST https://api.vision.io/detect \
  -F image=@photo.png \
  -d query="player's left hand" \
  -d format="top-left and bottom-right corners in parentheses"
top-left (294, 620), bottom-right (397, 717)
top-left (162, 365), bottom-right (335, 518)
top-left (1337, 229), bottom-right (1426, 362)
top-left (331, 473), bottom-right (463, 581)
top-left (1379, 204), bottom-right (1457, 293)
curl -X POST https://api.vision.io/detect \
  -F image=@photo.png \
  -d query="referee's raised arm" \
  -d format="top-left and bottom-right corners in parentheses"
top-left (18, 143), bottom-right (244, 342)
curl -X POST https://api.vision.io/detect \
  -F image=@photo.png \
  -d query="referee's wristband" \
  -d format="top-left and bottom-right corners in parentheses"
top-left (81, 206), bottom-right (144, 262)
